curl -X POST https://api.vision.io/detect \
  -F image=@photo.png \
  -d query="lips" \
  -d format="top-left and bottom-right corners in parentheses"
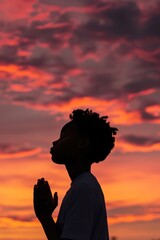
top-left (50, 147), bottom-right (53, 154)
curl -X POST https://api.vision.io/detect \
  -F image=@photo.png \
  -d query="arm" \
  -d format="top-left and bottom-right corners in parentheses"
top-left (39, 214), bottom-right (60, 240)
top-left (59, 184), bottom-right (94, 240)
top-left (33, 178), bottom-right (60, 240)
top-left (40, 217), bottom-right (72, 240)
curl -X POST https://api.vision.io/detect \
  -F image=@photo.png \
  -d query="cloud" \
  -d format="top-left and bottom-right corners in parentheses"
top-left (108, 202), bottom-right (160, 224)
top-left (9, 96), bottom-right (143, 125)
top-left (143, 12), bottom-right (160, 38)
top-left (0, 0), bottom-right (159, 127)
top-left (125, 78), bottom-right (160, 95)
top-left (85, 73), bottom-right (117, 99)
top-left (0, 0), bottom-right (36, 21)
top-left (0, 143), bottom-right (41, 159)
top-left (71, 1), bottom-right (140, 45)
top-left (118, 134), bottom-right (160, 152)
top-left (141, 106), bottom-right (160, 121)
top-left (139, 97), bottom-right (160, 121)
top-left (121, 135), bottom-right (160, 146)
top-left (0, 45), bottom-right (18, 65)
top-left (0, 207), bottom-right (35, 223)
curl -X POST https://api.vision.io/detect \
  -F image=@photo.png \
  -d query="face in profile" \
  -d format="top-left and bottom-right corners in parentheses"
top-left (50, 122), bottom-right (82, 165)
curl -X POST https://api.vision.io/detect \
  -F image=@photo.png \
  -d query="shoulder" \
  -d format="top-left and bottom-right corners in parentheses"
top-left (71, 181), bottom-right (94, 197)
top-left (70, 180), bottom-right (100, 202)
top-left (73, 173), bottom-right (102, 193)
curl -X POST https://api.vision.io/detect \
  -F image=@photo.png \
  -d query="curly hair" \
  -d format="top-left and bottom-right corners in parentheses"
top-left (69, 109), bottom-right (118, 164)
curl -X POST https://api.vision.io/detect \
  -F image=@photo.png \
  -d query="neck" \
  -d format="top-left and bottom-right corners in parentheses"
top-left (65, 163), bottom-right (91, 181)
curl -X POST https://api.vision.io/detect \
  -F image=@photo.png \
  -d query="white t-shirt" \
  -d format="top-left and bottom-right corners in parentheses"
top-left (56, 172), bottom-right (109, 240)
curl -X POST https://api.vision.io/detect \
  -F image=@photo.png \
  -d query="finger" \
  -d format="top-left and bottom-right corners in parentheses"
top-left (33, 185), bottom-right (39, 198)
top-left (44, 181), bottom-right (53, 197)
top-left (37, 178), bottom-right (45, 185)
top-left (54, 192), bottom-right (58, 199)
top-left (43, 181), bottom-right (52, 190)
top-left (53, 192), bottom-right (58, 206)
top-left (44, 180), bottom-right (50, 188)
top-left (34, 184), bottom-right (37, 189)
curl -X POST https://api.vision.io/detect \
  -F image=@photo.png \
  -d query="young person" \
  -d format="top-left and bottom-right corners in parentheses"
top-left (33, 109), bottom-right (118, 240)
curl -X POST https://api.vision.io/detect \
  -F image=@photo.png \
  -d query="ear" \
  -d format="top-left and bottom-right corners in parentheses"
top-left (78, 136), bottom-right (90, 150)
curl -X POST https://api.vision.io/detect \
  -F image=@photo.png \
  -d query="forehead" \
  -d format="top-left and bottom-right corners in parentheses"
top-left (61, 121), bottom-right (77, 133)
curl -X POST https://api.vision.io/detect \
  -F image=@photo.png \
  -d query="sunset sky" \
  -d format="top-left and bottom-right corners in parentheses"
top-left (0, 0), bottom-right (160, 240)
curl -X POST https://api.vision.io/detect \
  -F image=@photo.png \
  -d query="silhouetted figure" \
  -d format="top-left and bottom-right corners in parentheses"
top-left (33, 109), bottom-right (118, 240)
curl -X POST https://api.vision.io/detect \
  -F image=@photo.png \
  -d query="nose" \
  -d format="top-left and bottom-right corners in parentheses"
top-left (52, 139), bottom-right (59, 146)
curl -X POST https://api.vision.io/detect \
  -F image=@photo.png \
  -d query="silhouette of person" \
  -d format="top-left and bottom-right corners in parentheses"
top-left (33, 109), bottom-right (118, 240)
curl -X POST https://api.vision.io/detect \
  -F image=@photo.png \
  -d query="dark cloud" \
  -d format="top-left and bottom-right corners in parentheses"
top-left (13, 94), bottom-right (38, 103)
top-left (37, 0), bottom-right (99, 7)
top-left (0, 35), bottom-right (79, 73)
top-left (1, 1), bottom-right (160, 55)
top-left (0, 44), bottom-right (18, 66)
top-left (10, 85), bottom-right (83, 108)
top-left (0, 204), bottom-right (34, 222)
top-left (122, 134), bottom-right (160, 146)
top-left (108, 205), bottom-right (145, 217)
top-left (0, 45), bottom-right (18, 64)
top-left (71, 1), bottom-right (141, 47)
top-left (70, 1), bottom-right (160, 57)
top-left (0, 143), bottom-right (39, 154)
top-left (97, 1), bottom-right (141, 39)
top-left (140, 108), bottom-right (160, 121)
top-left (18, 25), bottom-right (70, 49)
top-left (144, 13), bottom-right (160, 38)
top-left (37, 0), bottom-right (83, 7)
top-left (108, 203), bottom-right (160, 218)
top-left (7, 215), bottom-right (34, 222)
top-left (139, 96), bottom-right (160, 121)
top-left (0, 13), bottom-right (72, 50)
top-left (124, 78), bottom-right (160, 94)
top-left (16, 12), bottom-right (72, 50)
top-left (84, 73), bottom-right (118, 100)
top-left (1, 205), bottom-right (31, 212)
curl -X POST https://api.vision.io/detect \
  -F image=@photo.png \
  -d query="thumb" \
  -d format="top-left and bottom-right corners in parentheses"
top-left (53, 192), bottom-right (58, 203)
top-left (52, 192), bottom-right (58, 208)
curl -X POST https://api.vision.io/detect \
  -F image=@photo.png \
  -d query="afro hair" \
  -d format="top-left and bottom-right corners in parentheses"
top-left (69, 109), bottom-right (118, 163)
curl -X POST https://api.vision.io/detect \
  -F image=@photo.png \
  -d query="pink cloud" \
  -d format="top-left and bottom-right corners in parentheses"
top-left (0, 0), bottom-right (36, 21)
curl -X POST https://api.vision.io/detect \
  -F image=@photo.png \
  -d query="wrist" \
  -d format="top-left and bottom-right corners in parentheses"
top-left (39, 214), bottom-right (53, 224)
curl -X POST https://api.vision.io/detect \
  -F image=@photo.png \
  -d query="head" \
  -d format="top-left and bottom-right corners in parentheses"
top-left (50, 109), bottom-right (118, 166)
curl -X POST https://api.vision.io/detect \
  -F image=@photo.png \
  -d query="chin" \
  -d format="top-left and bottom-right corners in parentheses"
top-left (51, 154), bottom-right (65, 165)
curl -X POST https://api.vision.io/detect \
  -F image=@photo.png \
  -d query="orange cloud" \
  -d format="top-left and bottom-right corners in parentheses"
top-left (145, 105), bottom-right (160, 118)
top-left (0, 64), bottom-right (52, 84)
top-left (53, 97), bottom-right (141, 125)
top-left (11, 96), bottom-right (141, 125)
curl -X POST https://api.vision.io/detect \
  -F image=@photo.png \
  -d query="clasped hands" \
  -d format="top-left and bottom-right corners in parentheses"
top-left (33, 178), bottom-right (58, 221)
